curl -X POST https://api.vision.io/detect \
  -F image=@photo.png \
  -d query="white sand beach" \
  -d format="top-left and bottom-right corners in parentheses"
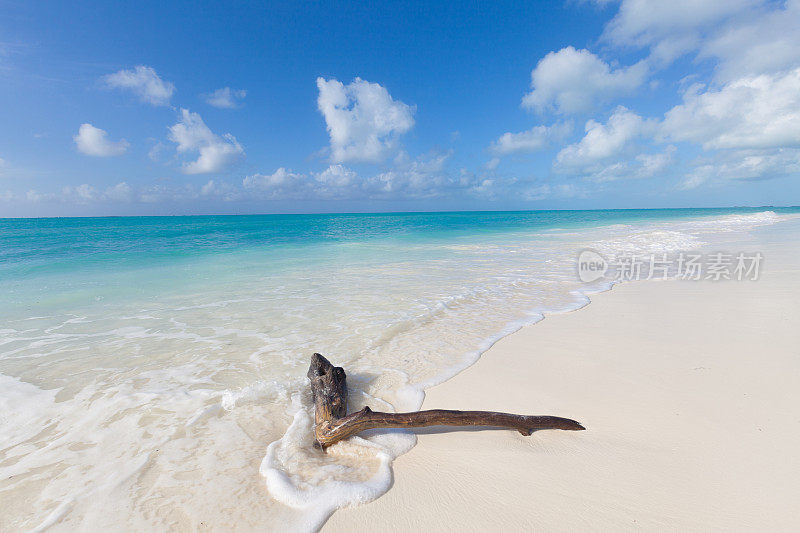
top-left (325, 246), bottom-right (800, 531)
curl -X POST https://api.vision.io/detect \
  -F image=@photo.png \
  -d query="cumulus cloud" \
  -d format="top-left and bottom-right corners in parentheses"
top-left (103, 65), bottom-right (175, 106)
top-left (242, 167), bottom-right (308, 198)
top-left (168, 109), bottom-right (244, 174)
top-left (490, 122), bottom-right (572, 155)
top-left (367, 151), bottom-right (453, 198)
top-left (205, 87), bottom-right (247, 109)
top-left (556, 107), bottom-right (654, 170)
top-left (73, 124), bottom-right (129, 157)
top-left (317, 77), bottom-right (415, 163)
top-left (660, 69), bottom-right (800, 150)
top-left (552, 107), bottom-right (671, 181)
top-left (521, 47), bottom-right (647, 114)
top-left (316, 164), bottom-right (357, 188)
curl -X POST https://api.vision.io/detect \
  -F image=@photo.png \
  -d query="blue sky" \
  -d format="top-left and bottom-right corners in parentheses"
top-left (1, 0), bottom-right (798, 216)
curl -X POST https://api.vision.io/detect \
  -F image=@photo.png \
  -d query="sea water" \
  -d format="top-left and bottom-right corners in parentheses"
top-left (0, 208), bottom-right (797, 531)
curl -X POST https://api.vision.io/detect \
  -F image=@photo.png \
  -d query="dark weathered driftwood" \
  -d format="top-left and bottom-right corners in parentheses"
top-left (308, 353), bottom-right (584, 448)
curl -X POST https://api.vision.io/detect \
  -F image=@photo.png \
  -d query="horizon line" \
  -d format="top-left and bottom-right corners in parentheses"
top-left (0, 204), bottom-right (797, 221)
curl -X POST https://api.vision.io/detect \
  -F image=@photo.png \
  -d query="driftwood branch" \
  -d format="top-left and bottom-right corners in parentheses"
top-left (308, 353), bottom-right (584, 448)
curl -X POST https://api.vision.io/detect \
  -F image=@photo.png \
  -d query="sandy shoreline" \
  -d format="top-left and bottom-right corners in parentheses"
top-left (324, 251), bottom-right (800, 531)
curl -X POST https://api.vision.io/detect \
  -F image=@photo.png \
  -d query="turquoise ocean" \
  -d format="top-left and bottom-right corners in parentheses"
top-left (1, 208), bottom-right (798, 530)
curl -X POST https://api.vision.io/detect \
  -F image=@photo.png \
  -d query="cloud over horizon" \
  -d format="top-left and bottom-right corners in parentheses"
top-left (168, 109), bottom-right (244, 174)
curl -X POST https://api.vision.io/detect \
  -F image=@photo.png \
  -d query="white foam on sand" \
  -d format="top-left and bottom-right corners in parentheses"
top-left (0, 374), bottom-right (59, 452)
top-left (260, 395), bottom-right (416, 532)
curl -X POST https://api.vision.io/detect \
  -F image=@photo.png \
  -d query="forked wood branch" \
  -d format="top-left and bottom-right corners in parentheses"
top-left (307, 353), bottom-right (584, 448)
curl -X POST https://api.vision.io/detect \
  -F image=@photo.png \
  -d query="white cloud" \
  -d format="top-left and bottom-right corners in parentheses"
top-left (137, 182), bottom-right (236, 203)
top-left (463, 173), bottom-right (587, 201)
top-left (138, 184), bottom-right (196, 204)
top-left (367, 151), bottom-right (454, 198)
top-left (556, 107), bottom-right (653, 170)
top-left (586, 0), bottom-right (800, 186)
top-left (243, 165), bottom-right (361, 200)
top-left (73, 123), bottom-right (129, 157)
top-left (198, 179), bottom-right (240, 201)
top-left (104, 182), bottom-right (132, 201)
top-left (103, 66), bottom-right (175, 106)
top-left (62, 183), bottom-right (96, 202)
top-left (241, 151), bottom-right (460, 201)
top-left (681, 148), bottom-right (800, 189)
top-left (601, 0), bottom-right (758, 65)
top-left (242, 168), bottom-right (308, 198)
top-left (317, 77), bottom-right (415, 163)
top-left (75, 184), bottom-right (95, 200)
top-left (586, 146), bottom-right (676, 182)
top-left (205, 87), bottom-right (247, 109)
top-left (316, 164), bottom-right (357, 187)
top-left (521, 47), bottom-right (647, 114)
top-left (490, 122), bottom-right (572, 155)
top-left (168, 109), bottom-right (244, 174)
top-left (520, 183), bottom-right (586, 201)
top-left (552, 107), bottom-right (671, 182)
top-left (200, 180), bottom-right (216, 196)
top-left (661, 69), bottom-right (800, 151)
top-left (599, 0), bottom-right (800, 79)
top-left (148, 141), bottom-right (167, 162)
top-left (698, 1), bottom-right (800, 81)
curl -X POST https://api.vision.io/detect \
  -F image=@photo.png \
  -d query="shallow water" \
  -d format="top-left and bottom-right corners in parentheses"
top-left (0, 208), bottom-right (797, 531)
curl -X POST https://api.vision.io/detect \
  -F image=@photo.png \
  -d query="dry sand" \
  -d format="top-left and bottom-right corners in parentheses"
top-left (324, 254), bottom-right (800, 531)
